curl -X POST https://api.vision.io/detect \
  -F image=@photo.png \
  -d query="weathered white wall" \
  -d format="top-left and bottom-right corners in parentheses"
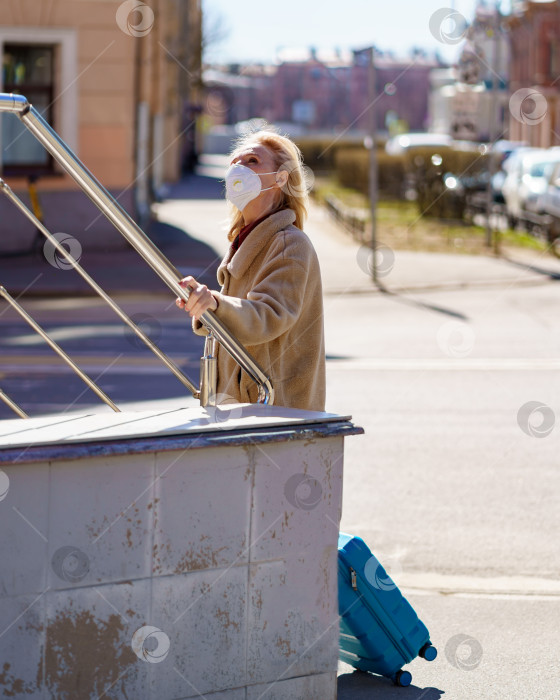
top-left (0, 417), bottom-right (348, 699)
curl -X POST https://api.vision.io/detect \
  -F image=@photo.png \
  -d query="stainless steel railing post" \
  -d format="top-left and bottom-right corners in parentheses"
top-left (199, 333), bottom-right (218, 408)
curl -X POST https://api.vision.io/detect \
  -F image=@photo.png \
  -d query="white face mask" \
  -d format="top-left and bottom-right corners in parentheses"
top-left (225, 163), bottom-right (278, 211)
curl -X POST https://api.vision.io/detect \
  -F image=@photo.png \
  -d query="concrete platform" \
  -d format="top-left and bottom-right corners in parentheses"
top-left (0, 405), bottom-right (362, 699)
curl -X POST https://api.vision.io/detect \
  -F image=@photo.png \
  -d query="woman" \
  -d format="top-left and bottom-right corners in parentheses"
top-left (176, 129), bottom-right (325, 411)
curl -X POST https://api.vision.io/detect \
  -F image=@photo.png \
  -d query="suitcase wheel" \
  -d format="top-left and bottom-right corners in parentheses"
top-left (419, 642), bottom-right (438, 662)
top-left (394, 670), bottom-right (412, 687)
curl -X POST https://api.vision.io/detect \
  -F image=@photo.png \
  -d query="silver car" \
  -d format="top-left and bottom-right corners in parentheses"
top-left (501, 148), bottom-right (560, 228)
top-left (535, 160), bottom-right (560, 256)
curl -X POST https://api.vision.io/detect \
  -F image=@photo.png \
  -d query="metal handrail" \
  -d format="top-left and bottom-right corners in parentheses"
top-left (0, 386), bottom-right (28, 419)
top-left (0, 178), bottom-right (199, 398)
top-left (0, 92), bottom-right (274, 413)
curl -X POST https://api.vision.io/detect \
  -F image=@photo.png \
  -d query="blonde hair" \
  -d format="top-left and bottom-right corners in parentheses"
top-left (226, 128), bottom-right (310, 242)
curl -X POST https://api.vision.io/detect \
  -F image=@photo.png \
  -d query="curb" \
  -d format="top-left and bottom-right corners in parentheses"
top-left (322, 274), bottom-right (553, 297)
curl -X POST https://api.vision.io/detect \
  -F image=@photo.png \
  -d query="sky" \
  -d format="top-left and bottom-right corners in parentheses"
top-left (203, 0), bottom-right (514, 65)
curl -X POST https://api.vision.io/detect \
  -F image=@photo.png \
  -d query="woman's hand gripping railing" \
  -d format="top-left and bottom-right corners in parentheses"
top-left (0, 93), bottom-right (274, 408)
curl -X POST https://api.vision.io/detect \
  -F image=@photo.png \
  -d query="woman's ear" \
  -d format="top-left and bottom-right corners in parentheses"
top-left (275, 169), bottom-right (289, 189)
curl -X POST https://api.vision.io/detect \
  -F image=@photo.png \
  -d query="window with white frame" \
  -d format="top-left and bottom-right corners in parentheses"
top-left (0, 27), bottom-right (77, 178)
top-left (2, 43), bottom-right (56, 174)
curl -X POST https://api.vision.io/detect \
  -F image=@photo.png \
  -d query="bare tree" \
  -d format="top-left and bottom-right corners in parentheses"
top-left (202, 2), bottom-right (231, 63)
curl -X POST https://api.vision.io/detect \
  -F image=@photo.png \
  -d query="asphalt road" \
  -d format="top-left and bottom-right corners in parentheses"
top-left (329, 284), bottom-right (560, 699)
top-left (1, 282), bottom-right (559, 698)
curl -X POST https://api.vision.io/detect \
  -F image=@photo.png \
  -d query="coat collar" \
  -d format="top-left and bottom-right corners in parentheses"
top-left (218, 209), bottom-right (296, 283)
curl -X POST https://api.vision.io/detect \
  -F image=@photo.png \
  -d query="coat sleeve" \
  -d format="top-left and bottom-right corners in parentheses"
top-left (212, 237), bottom-right (313, 346)
top-left (192, 318), bottom-right (208, 336)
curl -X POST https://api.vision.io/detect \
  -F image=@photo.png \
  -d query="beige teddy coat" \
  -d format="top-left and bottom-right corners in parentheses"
top-left (194, 208), bottom-right (326, 411)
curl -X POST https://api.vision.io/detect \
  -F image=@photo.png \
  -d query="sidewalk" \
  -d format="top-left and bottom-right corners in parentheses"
top-left (2, 164), bottom-right (560, 299)
top-left (307, 202), bottom-right (560, 296)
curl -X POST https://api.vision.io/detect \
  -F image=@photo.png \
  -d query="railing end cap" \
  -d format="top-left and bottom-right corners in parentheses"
top-left (0, 93), bottom-right (30, 114)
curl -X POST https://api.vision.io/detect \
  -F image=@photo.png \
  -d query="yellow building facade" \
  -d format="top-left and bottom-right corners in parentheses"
top-left (0, 0), bottom-right (201, 251)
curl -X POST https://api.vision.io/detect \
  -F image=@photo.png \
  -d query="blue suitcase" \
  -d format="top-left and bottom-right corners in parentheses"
top-left (338, 532), bottom-right (437, 686)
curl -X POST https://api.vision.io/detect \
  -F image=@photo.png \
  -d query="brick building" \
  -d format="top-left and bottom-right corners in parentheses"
top-left (0, 0), bottom-right (201, 253)
top-left (205, 48), bottom-right (441, 136)
top-left (507, 0), bottom-right (560, 147)
top-left (350, 49), bottom-right (437, 134)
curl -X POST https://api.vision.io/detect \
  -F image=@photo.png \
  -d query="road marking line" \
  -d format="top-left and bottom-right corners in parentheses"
top-left (397, 571), bottom-right (560, 599)
top-left (3, 357), bottom-right (559, 374)
top-left (327, 358), bottom-right (560, 371)
top-left (0, 365), bottom-right (195, 375)
top-left (0, 354), bottom-right (195, 366)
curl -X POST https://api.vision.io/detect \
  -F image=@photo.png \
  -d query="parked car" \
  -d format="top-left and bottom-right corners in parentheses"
top-left (534, 161), bottom-right (560, 257)
top-left (491, 139), bottom-right (528, 161)
top-left (438, 141), bottom-right (527, 215)
top-left (490, 141), bottom-right (528, 204)
top-left (385, 132), bottom-right (452, 155)
top-left (501, 148), bottom-right (560, 227)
